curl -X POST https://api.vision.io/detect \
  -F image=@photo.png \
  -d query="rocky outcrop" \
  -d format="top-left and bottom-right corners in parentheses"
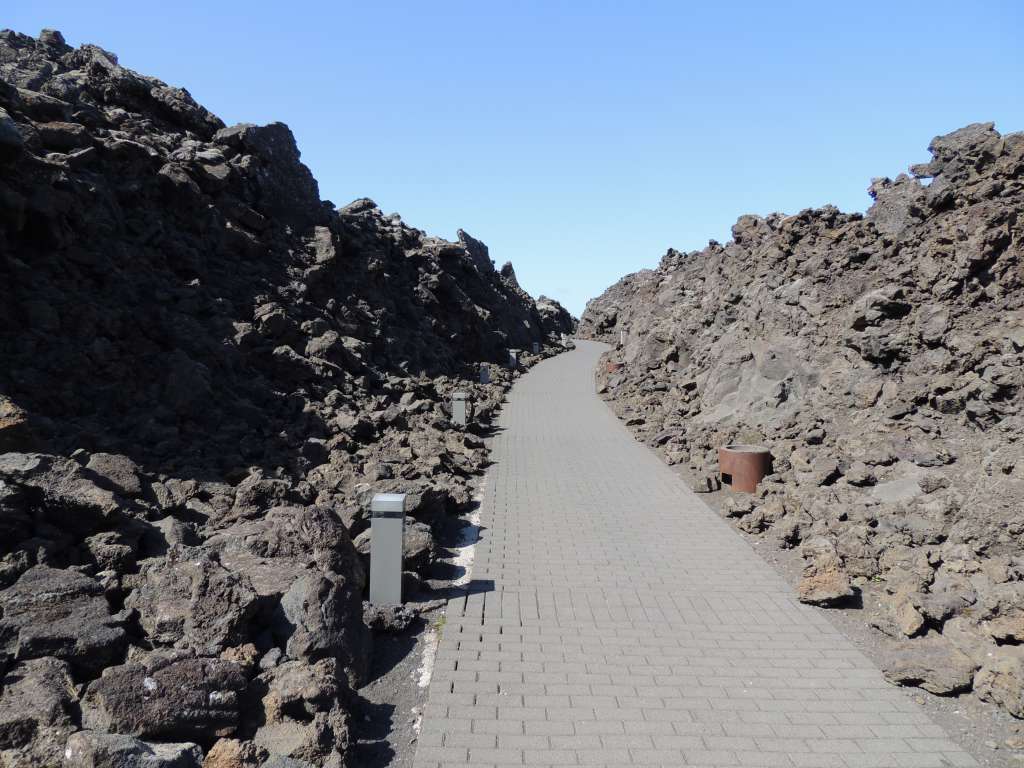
top-left (0, 28), bottom-right (574, 766)
top-left (580, 123), bottom-right (1024, 717)
top-left (535, 296), bottom-right (577, 338)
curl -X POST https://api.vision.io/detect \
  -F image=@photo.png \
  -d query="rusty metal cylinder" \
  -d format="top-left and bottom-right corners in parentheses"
top-left (719, 444), bottom-right (772, 493)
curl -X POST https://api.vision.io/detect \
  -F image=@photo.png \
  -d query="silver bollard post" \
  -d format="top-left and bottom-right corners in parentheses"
top-left (532, 341), bottom-right (540, 354)
top-left (480, 364), bottom-right (490, 384)
top-left (452, 391), bottom-right (468, 427)
top-left (369, 493), bottom-right (406, 605)
top-left (508, 349), bottom-right (519, 368)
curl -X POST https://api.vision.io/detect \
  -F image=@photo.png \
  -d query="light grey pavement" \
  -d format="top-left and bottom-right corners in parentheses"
top-left (413, 340), bottom-right (976, 768)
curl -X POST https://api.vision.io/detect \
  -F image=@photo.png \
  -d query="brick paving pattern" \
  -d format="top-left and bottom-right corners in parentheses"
top-left (413, 340), bottom-right (976, 768)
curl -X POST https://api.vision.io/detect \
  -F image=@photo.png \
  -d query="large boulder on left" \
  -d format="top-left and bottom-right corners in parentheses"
top-left (81, 652), bottom-right (247, 744)
top-left (0, 656), bottom-right (77, 768)
top-left (62, 730), bottom-right (203, 768)
top-left (206, 506), bottom-right (369, 685)
top-left (0, 565), bottom-right (127, 673)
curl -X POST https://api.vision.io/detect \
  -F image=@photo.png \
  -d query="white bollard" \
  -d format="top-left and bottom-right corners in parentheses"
top-left (369, 493), bottom-right (406, 605)
top-left (619, 329), bottom-right (627, 347)
top-left (480, 364), bottom-right (490, 384)
top-left (452, 392), bottom-right (468, 427)
top-left (560, 333), bottom-right (569, 347)
top-left (532, 342), bottom-right (540, 354)
top-left (508, 349), bottom-right (519, 368)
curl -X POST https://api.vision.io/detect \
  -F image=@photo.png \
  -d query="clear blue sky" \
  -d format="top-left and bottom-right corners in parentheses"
top-left (8, 2), bottom-right (1023, 315)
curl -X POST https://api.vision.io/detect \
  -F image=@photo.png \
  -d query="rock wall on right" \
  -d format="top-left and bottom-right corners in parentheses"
top-left (579, 123), bottom-right (1024, 716)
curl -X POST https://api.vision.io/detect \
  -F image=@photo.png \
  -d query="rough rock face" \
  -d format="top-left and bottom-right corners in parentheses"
top-left (0, 28), bottom-right (574, 767)
top-left (0, 657), bottom-right (78, 767)
top-left (535, 296), bottom-right (578, 338)
top-left (580, 123), bottom-right (1024, 717)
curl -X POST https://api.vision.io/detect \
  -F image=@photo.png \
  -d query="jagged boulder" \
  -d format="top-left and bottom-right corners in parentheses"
top-left (126, 548), bottom-right (258, 655)
top-left (81, 653), bottom-right (247, 743)
top-left (205, 506), bottom-right (368, 683)
top-left (0, 657), bottom-right (77, 768)
top-left (0, 565), bottom-right (127, 673)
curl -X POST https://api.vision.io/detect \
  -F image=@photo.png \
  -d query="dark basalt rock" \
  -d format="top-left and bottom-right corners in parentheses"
top-left (81, 653), bottom-right (247, 743)
top-left (0, 565), bottom-right (127, 674)
top-left (0, 657), bottom-right (78, 767)
top-left (0, 26), bottom-right (574, 765)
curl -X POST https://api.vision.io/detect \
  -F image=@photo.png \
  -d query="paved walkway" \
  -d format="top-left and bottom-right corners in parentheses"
top-left (413, 341), bottom-right (975, 768)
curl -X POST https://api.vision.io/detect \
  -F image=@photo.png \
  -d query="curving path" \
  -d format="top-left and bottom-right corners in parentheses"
top-left (413, 340), bottom-right (975, 768)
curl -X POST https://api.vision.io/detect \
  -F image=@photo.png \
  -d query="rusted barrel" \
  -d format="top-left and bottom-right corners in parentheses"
top-left (719, 444), bottom-right (772, 493)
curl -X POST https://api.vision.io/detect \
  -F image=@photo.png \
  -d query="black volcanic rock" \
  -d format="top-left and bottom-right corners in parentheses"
top-left (0, 565), bottom-right (127, 675)
top-left (0, 27), bottom-right (574, 765)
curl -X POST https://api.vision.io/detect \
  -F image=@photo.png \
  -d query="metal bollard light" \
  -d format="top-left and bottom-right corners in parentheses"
top-left (369, 492), bottom-right (406, 605)
top-left (532, 341), bottom-right (540, 354)
top-left (480, 364), bottom-right (490, 384)
top-left (452, 391), bottom-right (469, 427)
top-left (508, 349), bottom-right (519, 368)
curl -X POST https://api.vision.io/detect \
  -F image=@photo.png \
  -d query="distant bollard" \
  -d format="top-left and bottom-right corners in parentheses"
top-left (619, 329), bottom-right (627, 347)
top-left (452, 391), bottom-right (469, 427)
top-left (508, 349), bottom-right (519, 368)
top-left (480, 364), bottom-right (490, 384)
top-left (561, 333), bottom-right (570, 347)
top-left (532, 341), bottom-right (540, 354)
top-left (369, 493), bottom-right (406, 605)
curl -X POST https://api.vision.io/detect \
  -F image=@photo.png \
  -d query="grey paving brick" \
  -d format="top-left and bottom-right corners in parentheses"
top-left (412, 342), bottom-right (978, 767)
